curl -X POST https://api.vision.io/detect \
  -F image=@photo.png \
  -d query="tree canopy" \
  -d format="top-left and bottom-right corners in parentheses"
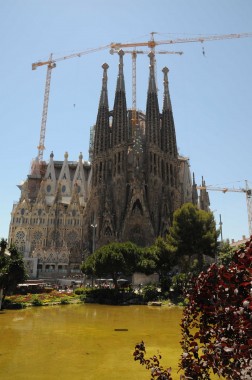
top-left (0, 238), bottom-right (27, 309)
top-left (140, 237), bottom-right (176, 291)
top-left (134, 236), bottom-right (252, 379)
top-left (167, 203), bottom-right (219, 271)
top-left (81, 241), bottom-right (141, 288)
top-left (217, 241), bottom-right (236, 266)
top-left (180, 235), bottom-right (252, 379)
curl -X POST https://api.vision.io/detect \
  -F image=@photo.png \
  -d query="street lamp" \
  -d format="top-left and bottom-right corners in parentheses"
top-left (91, 223), bottom-right (97, 253)
top-left (90, 221), bottom-right (97, 287)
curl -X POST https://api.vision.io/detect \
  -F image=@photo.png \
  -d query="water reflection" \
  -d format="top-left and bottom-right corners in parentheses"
top-left (0, 305), bottom-right (183, 380)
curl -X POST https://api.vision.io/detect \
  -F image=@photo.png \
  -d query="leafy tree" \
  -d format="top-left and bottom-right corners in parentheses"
top-left (180, 236), bottom-right (252, 379)
top-left (136, 245), bottom-right (158, 275)
top-left (134, 236), bottom-right (252, 379)
top-left (81, 242), bottom-right (140, 288)
top-left (0, 238), bottom-right (27, 309)
top-left (145, 237), bottom-right (176, 291)
top-left (217, 240), bottom-right (235, 266)
top-left (167, 203), bottom-right (219, 271)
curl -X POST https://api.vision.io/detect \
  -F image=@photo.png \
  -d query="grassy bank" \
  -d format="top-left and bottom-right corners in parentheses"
top-left (4, 290), bottom-right (81, 308)
top-left (3, 285), bottom-right (182, 309)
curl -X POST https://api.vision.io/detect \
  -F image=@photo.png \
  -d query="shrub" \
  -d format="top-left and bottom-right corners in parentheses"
top-left (141, 285), bottom-right (159, 302)
top-left (74, 287), bottom-right (86, 295)
top-left (134, 236), bottom-right (252, 380)
top-left (31, 297), bottom-right (43, 306)
top-left (2, 298), bottom-right (25, 309)
top-left (60, 297), bottom-right (70, 305)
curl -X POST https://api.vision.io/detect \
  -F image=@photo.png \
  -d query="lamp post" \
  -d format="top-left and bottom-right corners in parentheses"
top-left (91, 223), bottom-right (97, 254)
top-left (90, 221), bottom-right (97, 287)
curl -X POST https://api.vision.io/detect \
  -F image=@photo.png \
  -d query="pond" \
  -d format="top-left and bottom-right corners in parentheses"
top-left (0, 304), bottom-right (183, 380)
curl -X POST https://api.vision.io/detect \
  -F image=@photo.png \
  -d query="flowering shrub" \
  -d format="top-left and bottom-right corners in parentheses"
top-left (134, 236), bottom-right (252, 380)
top-left (133, 341), bottom-right (172, 380)
top-left (5, 290), bottom-right (78, 307)
top-left (180, 236), bottom-right (252, 379)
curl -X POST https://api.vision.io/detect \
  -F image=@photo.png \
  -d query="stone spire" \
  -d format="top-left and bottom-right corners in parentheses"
top-left (162, 67), bottom-right (172, 111)
top-left (116, 49), bottom-right (125, 92)
top-left (111, 50), bottom-right (128, 146)
top-left (161, 66), bottom-right (178, 157)
top-left (192, 172), bottom-right (199, 206)
top-left (145, 51), bottom-right (160, 146)
top-left (99, 63), bottom-right (109, 108)
top-left (199, 176), bottom-right (210, 212)
top-left (148, 51), bottom-right (157, 93)
top-left (93, 63), bottom-right (110, 156)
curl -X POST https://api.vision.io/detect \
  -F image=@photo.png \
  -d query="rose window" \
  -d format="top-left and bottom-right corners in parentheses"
top-left (34, 231), bottom-right (42, 241)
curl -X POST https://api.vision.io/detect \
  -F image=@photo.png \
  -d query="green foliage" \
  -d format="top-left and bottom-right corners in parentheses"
top-left (82, 288), bottom-right (141, 305)
top-left (136, 246), bottom-right (158, 275)
top-left (0, 238), bottom-right (27, 309)
top-left (133, 341), bottom-right (172, 379)
top-left (141, 285), bottom-right (160, 302)
top-left (82, 242), bottom-right (141, 287)
top-left (217, 241), bottom-right (235, 266)
top-left (5, 290), bottom-right (79, 307)
top-left (167, 203), bottom-right (219, 271)
top-left (60, 297), bottom-right (70, 305)
top-left (74, 287), bottom-right (86, 295)
top-left (171, 273), bottom-right (191, 297)
top-left (151, 237), bottom-right (176, 291)
top-left (153, 237), bottom-right (176, 270)
top-left (134, 237), bottom-right (252, 379)
top-left (31, 297), bottom-right (43, 306)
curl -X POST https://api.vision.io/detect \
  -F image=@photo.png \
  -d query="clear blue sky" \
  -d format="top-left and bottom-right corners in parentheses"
top-left (0, 0), bottom-right (252, 242)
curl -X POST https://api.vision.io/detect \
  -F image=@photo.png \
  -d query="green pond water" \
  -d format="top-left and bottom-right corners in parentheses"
top-left (0, 304), bottom-right (183, 380)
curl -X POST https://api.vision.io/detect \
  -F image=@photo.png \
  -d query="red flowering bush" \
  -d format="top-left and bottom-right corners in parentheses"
top-left (180, 236), bottom-right (252, 379)
top-left (134, 236), bottom-right (252, 380)
top-left (133, 341), bottom-right (172, 380)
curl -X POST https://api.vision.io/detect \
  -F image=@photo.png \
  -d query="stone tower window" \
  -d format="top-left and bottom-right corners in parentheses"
top-left (132, 199), bottom-right (143, 215)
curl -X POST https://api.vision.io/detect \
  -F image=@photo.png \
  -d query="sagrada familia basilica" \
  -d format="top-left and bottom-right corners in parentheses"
top-left (8, 50), bottom-right (210, 279)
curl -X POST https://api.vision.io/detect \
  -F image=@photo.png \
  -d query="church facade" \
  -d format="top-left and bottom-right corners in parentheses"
top-left (8, 50), bottom-right (209, 279)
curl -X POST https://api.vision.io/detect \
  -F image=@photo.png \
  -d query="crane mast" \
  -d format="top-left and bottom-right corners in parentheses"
top-left (110, 47), bottom-right (183, 127)
top-left (197, 182), bottom-right (252, 236)
top-left (110, 31), bottom-right (252, 127)
top-left (36, 54), bottom-right (56, 162)
top-left (32, 44), bottom-right (110, 162)
top-left (32, 32), bottom-right (252, 163)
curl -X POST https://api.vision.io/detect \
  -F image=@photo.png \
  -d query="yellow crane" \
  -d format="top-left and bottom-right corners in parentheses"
top-left (32, 44), bottom-right (111, 162)
top-left (197, 181), bottom-right (252, 236)
top-left (110, 48), bottom-right (183, 126)
top-left (110, 32), bottom-right (252, 50)
top-left (33, 32), bottom-right (252, 162)
top-left (110, 32), bottom-right (252, 126)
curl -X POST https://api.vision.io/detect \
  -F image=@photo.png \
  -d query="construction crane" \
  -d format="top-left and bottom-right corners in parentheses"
top-left (110, 32), bottom-right (252, 121)
top-left (33, 32), bottom-right (252, 163)
top-left (110, 32), bottom-right (252, 50)
top-left (197, 180), bottom-right (252, 236)
top-left (32, 44), bottom-right (111, 162)
top-left (110, 48), bottom-right (183, 126)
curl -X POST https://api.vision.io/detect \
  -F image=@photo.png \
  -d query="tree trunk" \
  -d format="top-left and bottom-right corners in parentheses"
top-left (0, 287), bottom-right (3, 310)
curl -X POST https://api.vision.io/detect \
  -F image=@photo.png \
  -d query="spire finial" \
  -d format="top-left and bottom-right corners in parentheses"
top-left (116, 50), bottom-right (125, 92)
top-left (64, 152), bottom-right (68, 160)
top-left (99, 63), bottom-right (109, 107)
top-left (148, 51), bottom-right (157, 93)
top-left (162, 66), bottom-right (172, 110)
